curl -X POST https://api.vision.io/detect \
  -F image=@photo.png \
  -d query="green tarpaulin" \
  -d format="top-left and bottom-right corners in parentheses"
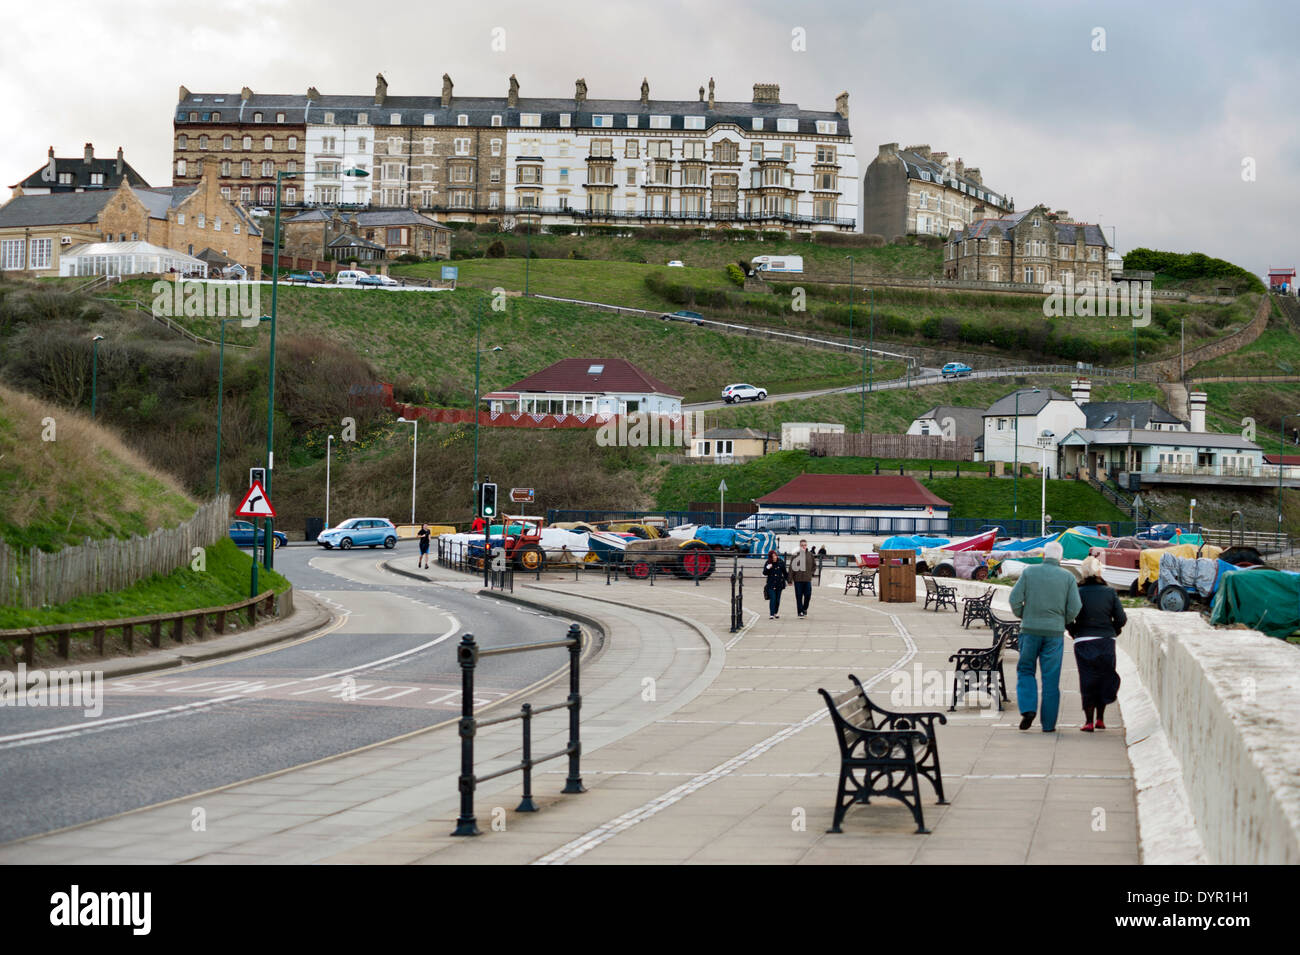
top-left (1210, 570), bottom-right (1300, 637)
top-left (1054, 528), bottom-right (1110, 560)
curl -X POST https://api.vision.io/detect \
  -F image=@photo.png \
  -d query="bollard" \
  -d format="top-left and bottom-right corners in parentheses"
top-left (517, 703), bottom-right (538, 812)
top-left (563, 623), bottom-right (585, 794)
top-left (452, 634), bottom-right (481, 836)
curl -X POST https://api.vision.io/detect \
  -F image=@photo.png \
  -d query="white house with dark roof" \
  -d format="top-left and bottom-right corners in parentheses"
top-left (483, 358), bottom-right (681, 416)
top-left (982, 388), bottom-right (1085, 470)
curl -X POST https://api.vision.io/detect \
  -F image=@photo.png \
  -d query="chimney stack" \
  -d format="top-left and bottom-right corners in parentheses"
top-left (1070, 378), bottom-right (1092, 404)
top-left (640, 77), bottom-right (649, 107)
top-left (241, 86), bottom-right (253, 102)
top-left (307, 86), bottom-right (320, 100)
top-left (116, 147), bottom-right (124, 175)
top-left (967, 167), bottom-right (982, 185)
top-left (699, 85), bottom-right (705, 102)
top-left (835, 91), bottom-right (849, 119)
top-left (375, 73), bottom-right (388, 106)
top-left (1055, 209), bottom-right (1069, 220)
top-left (752, 83), bottom-right (780, 104)
top-left (574, 77), bottom-right (587, 106)
top-left (1189, 391), bottom-right (1207, 432)
top-left (83, 143), bottom-right (94, 164)
top-left (907, 144), bottom-right (931, 160)
top-left (178, 85), bottom-right (190, 102)
top-left (707, 78), bottom-right (715, 109)
top-left (441, 73), bottom-right (453, 109)
top-left (878, 142), bottom-right (900, 160)
top-left (955, 158), bottom-right (965, 177)
top-left (508, 73), bottom-right (519, 108)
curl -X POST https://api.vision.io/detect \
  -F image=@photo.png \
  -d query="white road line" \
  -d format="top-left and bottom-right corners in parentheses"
top-left (533, 602), bottom-right (915, 865)
top-left (543, 770), bottom-right (1134, 781)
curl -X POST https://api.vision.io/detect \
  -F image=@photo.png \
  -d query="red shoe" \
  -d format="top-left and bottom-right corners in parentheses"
top-left (1080, 722), bottom-right (1095, 732)
top-left (1095, 719), bottom-right (1106, 730)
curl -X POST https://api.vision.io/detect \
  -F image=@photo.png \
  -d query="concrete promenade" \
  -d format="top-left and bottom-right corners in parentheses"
top-left (0, 567), bottom-right (1141, 865)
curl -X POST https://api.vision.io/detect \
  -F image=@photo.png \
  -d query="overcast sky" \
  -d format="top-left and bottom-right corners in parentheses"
top-left (2, 0), bottom-right (1295, 276)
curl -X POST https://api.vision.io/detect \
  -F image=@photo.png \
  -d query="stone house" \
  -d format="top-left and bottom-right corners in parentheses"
top-left (944, 204), bottom-right (1110, 285)
top-left (861, 142), bottom-right (1012, 240)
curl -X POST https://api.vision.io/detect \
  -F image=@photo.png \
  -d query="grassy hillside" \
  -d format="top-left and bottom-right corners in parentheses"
top-left (1190, 301), bottom-right (1300, 377)
top-left (654, 449), bottom-right (1127, 523)
top-left (0, 382), bottom-right (195, 551)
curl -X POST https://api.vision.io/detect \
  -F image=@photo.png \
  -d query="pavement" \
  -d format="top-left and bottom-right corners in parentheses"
top-left (0, 564), bottom-right (1140, 865)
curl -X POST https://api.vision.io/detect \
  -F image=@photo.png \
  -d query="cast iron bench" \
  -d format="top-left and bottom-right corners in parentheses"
top-left (843, 564), bottom-right (877, 596)
top-left (948, 628), bottom-right (1010, 712)
top-left (923, 574), bottom-right (958, 612)
top-left (817, 674), bottom-right (948, 834)
top-left (961, 586), bottom-right (996, 628)
top-left (989, 611), bottom-right (1022, 652)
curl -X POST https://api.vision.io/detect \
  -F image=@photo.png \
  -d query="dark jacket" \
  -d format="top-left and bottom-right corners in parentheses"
top-left (788, 548), bottom-right (815, 584)
top-left (763, 557), bottom-right (789, 592)
top-left (1067, 581), bottom-right (1127, 639)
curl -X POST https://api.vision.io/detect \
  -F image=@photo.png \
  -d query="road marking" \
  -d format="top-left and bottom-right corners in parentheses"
top-left (533, 601), bottom-right (914, 865)
top-left (544, 770), bottom-right (1135, 781)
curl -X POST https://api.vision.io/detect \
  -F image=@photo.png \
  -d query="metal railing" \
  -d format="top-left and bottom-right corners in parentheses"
top-left (452, 623), bottom-right (585, 836)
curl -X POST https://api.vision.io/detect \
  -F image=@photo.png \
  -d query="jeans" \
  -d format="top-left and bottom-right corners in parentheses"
top-left (793, 581), bottom-right (812, 615)
top-left (767, 587), bottom-right (783, 616)
top-left (1016, 633), bottom-right (1064, 731)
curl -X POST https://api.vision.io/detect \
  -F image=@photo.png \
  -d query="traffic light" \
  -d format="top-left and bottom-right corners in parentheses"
top-left (480, 482), bottom-right (498, 519)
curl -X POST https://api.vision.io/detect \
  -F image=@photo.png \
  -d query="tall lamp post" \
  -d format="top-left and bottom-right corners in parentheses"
top-left (397, 416), bottom-right (418, 525)
top-left (1279, 413), bottom-right (1300, 534)
top-left (325, 433), bottom-right (334, 530)
top-left (91, 335), bottom-right (104, 418)
top-left (216, 315), bottom-right (268, 498)
top-left (263, 165), bottom-right (368, 569)
top-left (1012, 387), bottom-right (1041, 525)
top-left (867, 286), bottom-right (875, 395)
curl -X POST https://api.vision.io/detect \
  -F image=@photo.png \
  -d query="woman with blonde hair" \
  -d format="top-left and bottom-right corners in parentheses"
top-left (1067, 555), bottom-right (1126, 731)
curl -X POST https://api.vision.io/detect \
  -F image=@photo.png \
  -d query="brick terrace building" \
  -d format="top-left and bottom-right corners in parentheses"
top-left (861, 142), bottom-right (1012, 240)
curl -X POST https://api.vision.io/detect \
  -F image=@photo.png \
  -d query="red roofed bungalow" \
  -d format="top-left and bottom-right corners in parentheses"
top-left (1268, 267), bottom-right (1295, 293)
top-left (754, 474), bottom-right (952, 534)
top-left (483, 358), bottom-right (682, 417)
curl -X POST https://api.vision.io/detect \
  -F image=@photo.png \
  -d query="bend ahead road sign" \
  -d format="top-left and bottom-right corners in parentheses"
top-left (236, 481), bottom-right (276, 518)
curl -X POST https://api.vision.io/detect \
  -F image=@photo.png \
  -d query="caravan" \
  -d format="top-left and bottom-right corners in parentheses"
top-left (751, 254), bottom-right (804, 274)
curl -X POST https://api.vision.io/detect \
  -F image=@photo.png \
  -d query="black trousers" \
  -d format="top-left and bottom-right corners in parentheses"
top-left (793, 581), bottom-right (812, 614)
top-left (1073, 638), bottom-right (1120, 710)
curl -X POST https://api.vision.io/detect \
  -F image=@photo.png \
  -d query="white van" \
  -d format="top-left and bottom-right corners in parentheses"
top-left (751, 255), bottom-right (803, 274)
top-left (336, 269), bottom-right (370, 286)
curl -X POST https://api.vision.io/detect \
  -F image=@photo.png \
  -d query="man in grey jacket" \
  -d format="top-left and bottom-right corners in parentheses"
top-left (1008, 540), bottom-right (1082, 733)
top-left (789, 539), bottom-right (815, 617)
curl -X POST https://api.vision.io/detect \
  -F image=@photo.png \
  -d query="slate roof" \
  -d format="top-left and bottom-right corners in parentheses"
top-left (0, 191), bottom-right (112, 227)
top-left (485, 358), bottom-right (681, 398)
top-left (913, 406), bottom-right (984, 438)
top-left (1054, 222), bottom-right (1109, 246)
top-left (177, 91), bottom-right (850, 136)
top-left (756, 474), bottom-right (951, 509)
top-left (894, 147), bottom-right (1008, 208)
top-left (11, 151), bottom-right (148, 192)
top-left (984, 389), bottom-right (1071, 417)
top-left (328, 233), bottom-right (384, 251)
top-left (697, 427), bottom-right (773, 441)
top-left (354, 210), bottom-right (449, 229)
top-left (1082, 401), bottom-right (1181, 430)
top-left (1060, 429), bottom-right (1261, 451)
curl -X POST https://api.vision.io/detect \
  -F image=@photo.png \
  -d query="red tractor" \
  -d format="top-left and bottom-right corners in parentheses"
top-left (468, 515), bottom-right (548, 572)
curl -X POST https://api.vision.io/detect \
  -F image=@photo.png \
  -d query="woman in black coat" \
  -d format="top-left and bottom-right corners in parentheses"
top-left (1067, 556), bottom-right (1127, 731)
top-left (762, 550), bottom-right (789, 620)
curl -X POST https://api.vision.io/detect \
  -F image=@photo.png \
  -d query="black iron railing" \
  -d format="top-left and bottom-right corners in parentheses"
top-left (453, 623), bottom-right (585, 837)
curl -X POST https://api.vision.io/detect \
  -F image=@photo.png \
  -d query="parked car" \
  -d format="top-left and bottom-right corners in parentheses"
top-left (1136, 523), bottom-right (1195, 542)
top-left (336, 269), bottom-right (370, 286)
top-left (721, 383), bottom-right (767, 403)
top-left (735, 513), bottom-right (799, 533)
top-left (661, 309), bottom-right (704, 325)
top-left (666, 260), bottom-right (685, 268)
top-left (357, 274), bottom-right (401, 288)
top-left (287, 270), bottom-right (326, 284)
top-left (941, 362), bottom-right (974, 378)
top-left (249, 207), bottom-right (270, 217)
top-left (228, 520), bottom-right (288, 550)
top-left (317, 518), bottom-right (399, 550)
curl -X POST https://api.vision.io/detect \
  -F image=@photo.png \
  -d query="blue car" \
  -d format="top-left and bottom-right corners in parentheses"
top-left (229, 520), bottom-right (287, 550)
top-left (317, 517), bottom-right (399, 550)
top-left (941, 362), bottom-right (974, 378)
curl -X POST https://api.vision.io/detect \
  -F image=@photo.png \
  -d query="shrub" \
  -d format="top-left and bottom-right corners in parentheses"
top-left (474, 222), bottom-right (499, 235)
top-left (486, 240), bottom-right (506, 258)
top-left (863, 234), bottom-right (886, 247)
top-left (726, 264), bottom-right (746, 286)
top-left (546, 224), bottom-right (576, 236)
top-left (760, 230), bottom-right (787, 242)
top-left (394, 253), bottom-right (423, 264)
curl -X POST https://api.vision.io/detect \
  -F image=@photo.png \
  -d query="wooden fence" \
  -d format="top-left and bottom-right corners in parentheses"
top-left (0, 496), bottom-right (230, 610)
top-left (810, 432), bottom-right (976, 461)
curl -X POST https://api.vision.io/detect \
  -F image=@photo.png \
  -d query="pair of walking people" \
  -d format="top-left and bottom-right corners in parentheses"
top-left (1008, 542), bottom-right (1125, 732)
top-left (762, 540), bottom-right (815, 619)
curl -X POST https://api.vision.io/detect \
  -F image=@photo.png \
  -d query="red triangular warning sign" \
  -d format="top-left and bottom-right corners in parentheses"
top-left (235, 480), bottom-right (276, 518)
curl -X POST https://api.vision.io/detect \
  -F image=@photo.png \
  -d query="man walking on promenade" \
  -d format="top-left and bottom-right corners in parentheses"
top-left (790, 539), bottom-right (816, 618)
top-left (1009, 540), bottom-right (1081, 732)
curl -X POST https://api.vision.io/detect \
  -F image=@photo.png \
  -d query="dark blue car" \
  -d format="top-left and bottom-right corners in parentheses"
top-left (229, 520), bottom-right (288, 550)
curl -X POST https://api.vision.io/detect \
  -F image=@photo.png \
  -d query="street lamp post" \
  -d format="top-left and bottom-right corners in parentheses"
top-left (263, 165), bottom-right (368, 570)
top-left (1038, 431), bottom-right (1055, 536)
top-left (524, 216), bottom-right (532, 296)
top-left (91, 335), bottom-right (104, 419)
top-left (1012, 388), bottom-right (1041, 526)
top-left (397, 416), bottom-right (418, 525)
top-left (868, 286), bottom-right (875, 395)
top-left (325, 434), bottom-right (334, 530)
top-left (1279, 413), bottom-right (1300, 534)
top-left (216, 315), bottom-right (268, 499)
